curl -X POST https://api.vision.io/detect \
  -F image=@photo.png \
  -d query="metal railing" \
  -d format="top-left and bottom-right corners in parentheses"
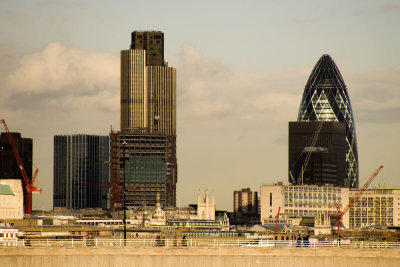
top-left (2, 238), bottom-right (400, 249)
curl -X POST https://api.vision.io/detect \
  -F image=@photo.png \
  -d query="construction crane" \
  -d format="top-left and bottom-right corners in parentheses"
top-left (291, 121), bottom-right (324, 185)
top-left (81, 178), bottom-right (139, 210)
top-left (0, 119), bottom-right (40, 214)
top-left (333, 165), bottom-right (384, 237)
top-left (274, 206), bottom-right (281, 233)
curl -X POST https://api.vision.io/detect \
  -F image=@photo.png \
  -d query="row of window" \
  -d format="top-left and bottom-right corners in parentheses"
top-left (284, 187), bottom-right (341, 193)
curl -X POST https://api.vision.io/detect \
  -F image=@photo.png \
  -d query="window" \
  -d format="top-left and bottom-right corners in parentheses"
top-left (270, 193), bottom-right (272, 207)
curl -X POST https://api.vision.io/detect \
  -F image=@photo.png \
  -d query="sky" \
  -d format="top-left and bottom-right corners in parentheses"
top-left (0, 0), bottom-right (399, 211)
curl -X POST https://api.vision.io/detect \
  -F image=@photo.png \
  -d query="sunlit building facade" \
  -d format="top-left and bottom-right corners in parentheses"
top-left (260, 184), bottom-right (400, 229)
top-left (120, 31), bottom-right (176, 135)
top-left (115, 31), bottom-right (177, 209)
top-left (349, 188), bottom-right (400, 228)
top-left (260, 184), bottom-right (350, 228)
top-left (297, 54), bottom-right (359, 188)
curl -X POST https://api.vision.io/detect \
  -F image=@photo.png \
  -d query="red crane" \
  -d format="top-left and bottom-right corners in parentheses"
top-left (333, 165), bottom-right (384, 236)
top-left (0, 119), bottom-right (40, 214)
top-left (81, 178), bottom-right (139, 210)
top-left (274, 206), bottom-right (281, 233)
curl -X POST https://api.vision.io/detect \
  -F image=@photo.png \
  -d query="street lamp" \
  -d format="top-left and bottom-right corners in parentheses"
top-left (122, 141), bottom-right (128, 246)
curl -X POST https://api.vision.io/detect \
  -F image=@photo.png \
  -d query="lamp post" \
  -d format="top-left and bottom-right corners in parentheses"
top-left (122, 141), bottom-right (128, 246)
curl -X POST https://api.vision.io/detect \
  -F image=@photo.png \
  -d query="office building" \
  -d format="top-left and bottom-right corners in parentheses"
top-left (120, 31), bottom-right (176, 134)
top-left (349, 188), bottom-right (400, 228)
top-left (109, 131), bottom-right (176, 209)
top-left (53, 135), bottom-right (109, 210)
top-left (260, 184), bottom-right (350, 228)
top-left (260, 184), bottom-right (400, 229)
top-left (113, 31), bottom-right (177, 209)
top-left (288, 121), bottom-right (347, 186)
top-left (130, 31), bottom-right (164, 66)
top-left (297, 54), bottom-right (359, 188)
top-left (0, 132), bottom-right (32, 211)
top-left (233, 188), bottom-right (259, 223)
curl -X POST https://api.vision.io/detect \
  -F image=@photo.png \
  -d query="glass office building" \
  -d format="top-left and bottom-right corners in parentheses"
top-left (289, 121), bottom-right (347, 187)
top-left (297, 55), bottom-right (359, 188)
top-left (53, 135), bottom-right (109, 210)
top-left (109, 131), bottom-right (176, 209)
top-left (124, 156), bottom-right (167, 207)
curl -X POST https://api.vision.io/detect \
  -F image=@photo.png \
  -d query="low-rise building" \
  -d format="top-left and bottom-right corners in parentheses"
top-left (0, 179), bottom-right (23, 220)
top-left (349, 188), bottom-right (400, 228)
top-left (260, 184), bottom-right (400, 230)
top-left (260, 184), bottom-right (349, 228)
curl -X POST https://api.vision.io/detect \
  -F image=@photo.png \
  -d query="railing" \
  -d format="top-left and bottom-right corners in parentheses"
top-left (2, 238), bottom-right (400, 249)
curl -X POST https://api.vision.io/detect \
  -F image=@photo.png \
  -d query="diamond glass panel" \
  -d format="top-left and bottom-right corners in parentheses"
top-left (297, 55), bottom-right (359, 188)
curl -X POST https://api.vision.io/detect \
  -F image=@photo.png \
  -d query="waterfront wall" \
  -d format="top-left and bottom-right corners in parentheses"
top-left (1, 247), bottom-right (400, 267)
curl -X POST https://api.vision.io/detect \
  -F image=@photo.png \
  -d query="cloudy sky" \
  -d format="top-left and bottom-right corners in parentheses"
top-left (0, 0), bottom-right (399, 211)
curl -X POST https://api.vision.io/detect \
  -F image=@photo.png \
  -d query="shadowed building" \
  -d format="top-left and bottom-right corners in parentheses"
top-left (289, 121), bottom-right (347, 186)
top-left (233, 188), bottom-right (259, 224)
top-left (0, 132), bottom-right (32, 211)
top-left (53, 135), bottom-right (109, 210)
top-left (296, 54), bottom-right (359, 188)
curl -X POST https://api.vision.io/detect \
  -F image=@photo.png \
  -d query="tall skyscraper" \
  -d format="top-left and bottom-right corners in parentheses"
top-left (296, 54), bottom-right (359, 188)
top-left (0, 132), bottom-right (32, 211)
top-left (121, 31), bottom-right (176, 134)
top-left (111, 31), bottom-right (177, 209)
top-left (53, 135), bottom-right (109, 210)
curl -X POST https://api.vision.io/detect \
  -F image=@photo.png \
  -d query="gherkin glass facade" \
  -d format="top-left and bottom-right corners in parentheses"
top-left (297, 54), bottom-right (359, 188)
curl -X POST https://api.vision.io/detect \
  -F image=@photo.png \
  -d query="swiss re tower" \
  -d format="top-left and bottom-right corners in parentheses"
top-left (292, 54), bottom-right (359, 188)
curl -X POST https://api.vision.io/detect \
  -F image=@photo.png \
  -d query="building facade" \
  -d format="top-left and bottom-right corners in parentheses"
top-left (0, 179), bottom-right (24, 220)
top-left (109, 131), bottom-right (176, 209)
top-left (53, 135), bottom-right (109, 210)
top-left (115, 31), bottom-right (177, 209)
top-left (288, 121), bottom-right (347, 186)
top-left (260, 184), bottom-right (350, 228)
top-left (260, 184), bottom-right (400, 230)
top-left (349, 188), bottom-right (400, 228)
top-left (197, 189), bottom-right (215, 220)
top-left (130, 31), bottom-right (164, 66)
top-left (297, 54), bottom-right (359, 188)
top-left (233, 188), bottom-right (259, 223)
top-left (0, 132), bottom-right (32, 211)
top-left (120, 31), bottom-right (176, 134)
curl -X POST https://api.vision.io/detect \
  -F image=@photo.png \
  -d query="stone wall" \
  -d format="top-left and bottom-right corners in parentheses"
top-left (1, 247), bottom-right (400, 267)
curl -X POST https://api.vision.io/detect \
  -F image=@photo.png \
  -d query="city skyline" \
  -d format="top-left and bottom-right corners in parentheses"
top-left (0, 1), bottom-right (399, 211)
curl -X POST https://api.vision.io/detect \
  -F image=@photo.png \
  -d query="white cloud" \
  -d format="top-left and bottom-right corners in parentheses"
top-left (345, 66), bottom-right (400, 123)
top-left (172, 44), bottom-right (304, 131)
top-left (7, 42), bottom-right (119, 94)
